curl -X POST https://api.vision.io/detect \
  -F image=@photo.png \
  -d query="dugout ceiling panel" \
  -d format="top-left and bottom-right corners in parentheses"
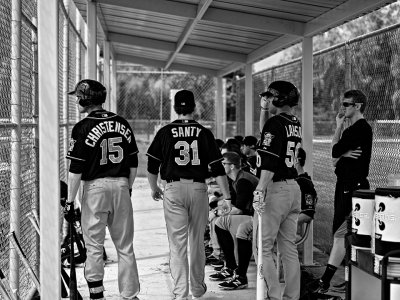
top-left (71, 0), bottom-right (395, 76)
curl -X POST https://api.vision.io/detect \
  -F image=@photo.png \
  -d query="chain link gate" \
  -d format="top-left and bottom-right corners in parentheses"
top-left (117, 66), bottom-right (217, 177)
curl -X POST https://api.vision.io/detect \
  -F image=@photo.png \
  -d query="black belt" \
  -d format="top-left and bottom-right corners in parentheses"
top-left (166, 178), bottom-right (205, 183)
top-left (273, 178), bottom-right (295, 182)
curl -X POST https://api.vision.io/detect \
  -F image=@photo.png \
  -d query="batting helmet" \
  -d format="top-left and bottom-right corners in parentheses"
top-left (68, 79), bottom-right (107, 107)
top-left (259, 80), bottom-right (300, 107)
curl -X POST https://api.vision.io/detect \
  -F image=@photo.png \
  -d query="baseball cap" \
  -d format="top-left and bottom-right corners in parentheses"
top-left (174, 90), bottom-right (195, 108)
top-left (68, 79), bottom-right (106, 98)
top-left (259, 81), bottom-right (294, 98)
top-left (242, 136), bottom-right (258, 148)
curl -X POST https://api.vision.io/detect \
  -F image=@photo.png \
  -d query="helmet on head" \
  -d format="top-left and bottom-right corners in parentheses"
top-left (68, 79), bottom-right (107, 107)
top-left (259, 80), bottom-right (300, 108)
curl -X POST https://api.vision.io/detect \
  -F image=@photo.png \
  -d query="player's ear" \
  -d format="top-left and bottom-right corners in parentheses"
top-left (230, 166), bottom-right (234, 170)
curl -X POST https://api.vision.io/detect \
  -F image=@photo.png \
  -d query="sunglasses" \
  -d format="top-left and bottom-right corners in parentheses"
top-left (222, 162), bottom-right (233, 166)
top-left (341, 102), bottom-right (357, 107)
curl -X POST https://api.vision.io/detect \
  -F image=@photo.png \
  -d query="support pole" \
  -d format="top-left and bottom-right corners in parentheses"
top-left (103, 40), bottom-right (111, 110)
top-left (87, 1), bottom-right (97, 79)
top-left (62, 0), bottom-right (70, 173)
top-left (10, 0), bottom-right (22, 292)
top-left (215, 77), bottom-right (226, 140)
top-left (244, 64), bottom-right (254, 136)
top-left (38, 0), bottom-right (61, 298)
top-left (301, 36), bottom-right (314, 265)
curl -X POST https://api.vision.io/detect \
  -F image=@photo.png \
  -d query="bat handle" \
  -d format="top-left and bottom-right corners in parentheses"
top-left (256, 212), bottom-right (264, 300)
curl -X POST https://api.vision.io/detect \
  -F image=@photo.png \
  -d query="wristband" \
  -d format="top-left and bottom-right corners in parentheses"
top-left (260, 107), bottom-right (268, 111)
top-left (253, 190), bottom-right (264, 196)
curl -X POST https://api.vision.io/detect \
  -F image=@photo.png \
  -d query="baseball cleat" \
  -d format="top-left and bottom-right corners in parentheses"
top-left (218, 274), bottom-right (248, 290)
top-left (208, 267), bottom-right (234, 281)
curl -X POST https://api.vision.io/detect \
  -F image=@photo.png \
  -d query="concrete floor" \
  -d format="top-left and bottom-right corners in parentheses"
top-left (69, 177), bottom-right (345, 300)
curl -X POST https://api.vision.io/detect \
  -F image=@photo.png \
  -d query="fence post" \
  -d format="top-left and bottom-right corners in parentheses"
top-left (32, 16), bottom-right (40, 277)
top-left (10, 0), bottom-right (22, 292)
top-left (345, 43), bottom-right (351, 90)
top-left (62, 0), bottom-right (70, 175)
top-left (302, 36), bottom-right (314, 265)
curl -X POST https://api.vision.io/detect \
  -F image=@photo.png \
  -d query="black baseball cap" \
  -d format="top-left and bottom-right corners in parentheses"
top-left (259, 81), bottom-right (293, 98)
top-left (242, 136), bottom-right (258, 147)
top-left (174, 90), bottom-right (195, 108)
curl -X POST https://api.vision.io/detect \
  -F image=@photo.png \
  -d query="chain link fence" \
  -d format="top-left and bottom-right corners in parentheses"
top-left (235, 24), bottom-right (400, 253)
top-left (0, 0), bottom-right (85, 298)
top-left (1, 0), bottom-right (400, 295)
top-left (117, 66), bottom-right (217, 176)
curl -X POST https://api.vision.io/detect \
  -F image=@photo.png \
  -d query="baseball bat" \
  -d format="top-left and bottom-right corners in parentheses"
top-left (8, 231), bottom-right (40, 292)
top-left (69, 216), bottom-right (78, 300)
top-left (256, 211), bottom-right (264, 300)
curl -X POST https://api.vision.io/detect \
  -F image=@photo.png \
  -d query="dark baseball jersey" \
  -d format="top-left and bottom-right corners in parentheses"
top-left (257, 112), bottom-right (302, 181)
top-left (66, 109), bottom-right (138, 180)
top-left (296, 172), bottom-right (317, 219)
top-left (147, 119), bottom-right (225, 180)
top-left (245, 155), bottom-right (258, 177)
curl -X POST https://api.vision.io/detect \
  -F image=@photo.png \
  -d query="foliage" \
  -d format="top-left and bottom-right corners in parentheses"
top-left (279, 2), bottom-right (400, 123)
top-left (117, 66), bottom-right (215, 122)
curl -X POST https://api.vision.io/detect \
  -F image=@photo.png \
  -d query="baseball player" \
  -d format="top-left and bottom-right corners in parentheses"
top-left (254, 81), bottom-right (302, 300)
top-left (146, 89), bottom-right (231, 300)
top-left (241, 135), bottom-right (258, 176)
top-left (65, 79), bottom-right (140, 300)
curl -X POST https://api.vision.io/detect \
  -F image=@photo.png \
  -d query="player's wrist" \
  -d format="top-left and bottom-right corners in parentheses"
top-left (260, 107), bottom-right (268, 111)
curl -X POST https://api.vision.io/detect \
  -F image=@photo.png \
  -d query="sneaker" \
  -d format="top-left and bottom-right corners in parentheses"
top-left (209, 267), bottom-right (234, 281)
top-left (330, 281), bottom-right (346, 293)
top-left (213, 265), bottom-right (224, 271)
top-left (210, 259), bottom-right (224, 268)
top-left (218, 274), bottom-right (248, 290)
top-left (308, 279), bottom-right (329, 294)
top-left (192, 283), bottom-right (207, 299)
top-left (205, 254), bottom-right (222, 265)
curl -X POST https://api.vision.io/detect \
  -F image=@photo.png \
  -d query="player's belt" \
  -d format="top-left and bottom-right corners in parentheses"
top-left (273, 178), bottom-right (295, 182)
top-left (166, 178), bottom-right (205, 183)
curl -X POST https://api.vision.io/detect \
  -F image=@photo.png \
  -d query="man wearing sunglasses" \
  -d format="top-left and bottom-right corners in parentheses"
top-left (310, 89), bottom-right (372, 295)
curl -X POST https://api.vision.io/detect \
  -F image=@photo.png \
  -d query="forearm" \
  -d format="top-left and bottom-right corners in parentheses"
top-left (214, 175), bottom-right (232, 199)
top-left (67, 172), bottom-right (82, 204)
top-left (255, 169), bottom-right (274, 192)
top-left (129, 167), bottom-right (137, 188)
top-left (147, 172), bottom-right (159, 191)
top-left (331, 125), bottom-right (343, 148)
top-left (259, 109), bottom-right (268, 133)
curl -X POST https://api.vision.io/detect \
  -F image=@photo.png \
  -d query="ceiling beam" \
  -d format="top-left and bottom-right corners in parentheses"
top-left (116, 54), bottom-right (218, 76)
top-left (108, 32), bottom-right (246, 63)
top-left (165, 0), bottom-right (213, 69)
top-left (96, 0), bottom-right (305, 36)
top-left (217, 62), bottom-right (245, 77)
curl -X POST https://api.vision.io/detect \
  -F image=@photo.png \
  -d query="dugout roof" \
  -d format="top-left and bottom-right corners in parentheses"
top-left (72, 0), bottom-right (394, 76)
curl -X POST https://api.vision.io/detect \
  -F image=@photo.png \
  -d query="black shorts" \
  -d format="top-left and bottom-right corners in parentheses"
top-left (332, 178), bottom-right (369, 235)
